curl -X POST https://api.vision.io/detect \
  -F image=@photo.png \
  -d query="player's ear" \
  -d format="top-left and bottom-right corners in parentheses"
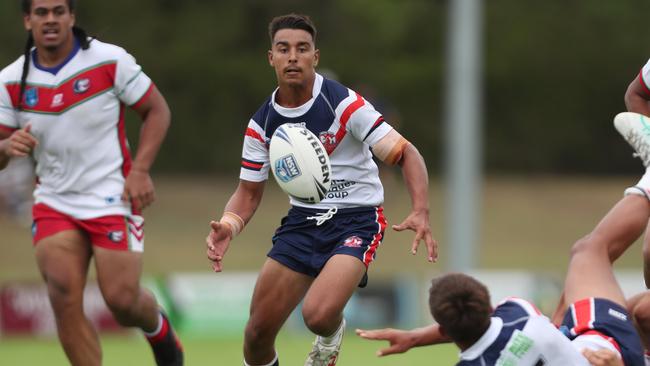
top-left (23, 14), bottom-right (32, 31)
top-left (313, 48), bottom-right (319, 67)
top-left (268, 49), bottom-right (274, 67)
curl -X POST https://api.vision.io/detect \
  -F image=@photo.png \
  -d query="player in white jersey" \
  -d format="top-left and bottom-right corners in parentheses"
top-left (0, 1), bottom-right (182, 365)
top-left (205, 13), bottom-right (437, 366)
top-left (358, 271), bottom-right (644, 365)
top-left (548, 58), bottom-right (650, 358)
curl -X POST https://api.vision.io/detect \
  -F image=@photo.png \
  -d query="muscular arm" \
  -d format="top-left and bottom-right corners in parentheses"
top-left (396, 143), bottom-right (438, 262)
top-left (624, 75), bottom-right (650, 115)
top-left (121, 86), bottom-right (171, 210)
top-left (356, 324), bottom-right (451, 357)
top-left (206, 180), bottom-right (266, 272)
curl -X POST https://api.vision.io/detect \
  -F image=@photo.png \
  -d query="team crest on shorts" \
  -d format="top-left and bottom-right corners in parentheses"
top-left (343, 236), bottom-right (363, 248)
top-left (108, 231), bottom-right (125, 243)
top-left (24, 88), bottom-right (39, 107)
top-left (73, 78), bottom-right (91, 94)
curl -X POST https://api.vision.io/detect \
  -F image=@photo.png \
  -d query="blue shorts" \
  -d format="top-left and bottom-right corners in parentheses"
top-left (561, 298), bottom-right (644, 366)
top-left (268, 205), bottom-right (387, 288)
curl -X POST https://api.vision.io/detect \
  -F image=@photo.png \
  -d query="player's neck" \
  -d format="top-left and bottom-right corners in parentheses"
top-left (35, 36), bottom-right (76, 68)
top-left (275, 77), bottom-right (315, 108)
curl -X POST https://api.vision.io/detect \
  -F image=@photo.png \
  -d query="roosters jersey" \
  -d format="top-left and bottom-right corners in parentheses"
top-left (458, 298), bottom-right (589, 366)
top-left (0, 39), bottom-right (153, 219)
top-left (240, 73), bottom-right (393, 209)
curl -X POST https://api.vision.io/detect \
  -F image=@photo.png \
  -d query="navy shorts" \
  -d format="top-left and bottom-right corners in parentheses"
top-left (268, 205), bottom-right (387, 288)
top-left (561, 298), bottom-right (644, 366)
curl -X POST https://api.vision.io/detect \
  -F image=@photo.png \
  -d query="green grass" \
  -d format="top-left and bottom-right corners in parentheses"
top-left (0, 333), bottom-right (458, 365)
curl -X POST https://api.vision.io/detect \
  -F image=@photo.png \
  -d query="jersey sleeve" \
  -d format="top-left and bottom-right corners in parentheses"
top-left (114, 49), bottom-right (153, 107)
top-left (239, 119), bottom-right (270, 182)
top-left (0, 83), bottom-right (18, 133)
top-left (342, 92), bottom-right (393, 146)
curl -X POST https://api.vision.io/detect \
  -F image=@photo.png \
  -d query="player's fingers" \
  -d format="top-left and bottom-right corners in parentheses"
top-left (355, 329), bottom-right (389, 340)
top-left (377, 344), bottom-right (405, 357)
top-left (212, 259), bottom-right (222, 273)
top-left (425, 233), bottom-right (437, 262)
top-left (410, 231), bottom-right (423, 255)
top-left (392, 223), bottom-right (407, 232)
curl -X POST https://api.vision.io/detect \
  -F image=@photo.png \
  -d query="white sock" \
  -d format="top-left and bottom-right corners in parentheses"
top-left (644, 352), bottom-right (650, 366)
top-left (143, 312), bottom-right (164, 337)
top-left (319, 319), bottom-right (345, 346)
top-left (244, 352), bottom-right (278, 366)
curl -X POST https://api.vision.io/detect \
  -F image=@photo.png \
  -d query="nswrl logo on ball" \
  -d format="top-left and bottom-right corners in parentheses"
top-left (275, 154), bottom-right (302, 183)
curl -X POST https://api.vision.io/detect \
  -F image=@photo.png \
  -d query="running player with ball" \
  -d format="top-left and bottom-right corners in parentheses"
top-left (205, 13), bottom-right (436, 366)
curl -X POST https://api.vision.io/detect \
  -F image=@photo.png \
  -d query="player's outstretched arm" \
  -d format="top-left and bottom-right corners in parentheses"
top-left (0, 123), bottom-right (38, 170)
top-left (394, 142), bottom-right (438, 262)
top-left (625, 75), bottom-right (650, 116)
top-left (122, 86), bottom-right (171, 211)
top-left (356, 324), bottom-right (450, 357)
top-left (206, 180), bottom-right (265, 272)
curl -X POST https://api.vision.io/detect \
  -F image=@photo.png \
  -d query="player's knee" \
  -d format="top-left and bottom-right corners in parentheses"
top-left (570, 235), bottom-right (597, 257)
top-left (244, 319), bottom-right (274, 347)
top-left (302, 306), bottom-right (337, 335)
top-left (103, 286), bottom-right (139, 318)
top-left (44, 276), bottom-right (84, 312)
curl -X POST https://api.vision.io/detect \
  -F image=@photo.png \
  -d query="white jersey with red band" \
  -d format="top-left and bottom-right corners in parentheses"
top-left (240, 73), bottom-right (393, 209)
top-left (0, 39), bottom-right (153, 219)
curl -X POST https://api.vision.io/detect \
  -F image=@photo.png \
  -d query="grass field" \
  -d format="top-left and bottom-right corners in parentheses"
top-left (0, 175), bottom-right (645, 365)
top-left (0, 333), bottom-right (458, 365)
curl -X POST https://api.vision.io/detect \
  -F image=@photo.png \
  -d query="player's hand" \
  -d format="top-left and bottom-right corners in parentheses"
top-left (355, 328), bottom-right (416, 357)
top-left (4, 123), bottom-right (38, 157)
top-left (206, 220), bottom-right (232, 272)
top-left (392, 209), bottom-right (438, 262)
top-left (122, 169), bottom-right (155, 211)
top-left (582, 348), bottom-right (624, 366)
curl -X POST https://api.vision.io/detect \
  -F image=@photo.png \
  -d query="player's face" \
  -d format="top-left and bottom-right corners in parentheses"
top-left (268, 29), bottom-right (319, 87)
top-left (23, 0), bottom-right (75, 52)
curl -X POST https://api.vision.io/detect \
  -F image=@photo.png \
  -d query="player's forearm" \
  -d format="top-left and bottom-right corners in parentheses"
top-left (400, 143), bottom-right (430, 214)
top-left (223, 180), bottom-right (266, 226)
top-left (131, 107), bottom-right (170, 173)
top-left (410, 324), bottom-right (451, 347)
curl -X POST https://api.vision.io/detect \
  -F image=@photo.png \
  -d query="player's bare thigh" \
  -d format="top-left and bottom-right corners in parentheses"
top-left (248, 258), bottom-right (313, 329)
top-left (302, 254), bottom-right (365, 331)
top-left (579, 194), bottom-right (650, 258)
top-left (94, 246), bottom-right (143, 303)
top-left (35, 229), bottom-right (92, 289)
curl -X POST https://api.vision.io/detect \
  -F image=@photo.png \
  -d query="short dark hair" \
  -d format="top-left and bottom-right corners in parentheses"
top-left (21, 0), bottom-right (77, 14)
top-left (429, 273), bottom-right (492, 346)
top-left (268, 13), bottom-right (317, 44)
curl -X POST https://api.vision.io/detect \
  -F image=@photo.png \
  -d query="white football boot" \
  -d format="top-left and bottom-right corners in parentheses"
top-left (304, 319), bottom-right (345, 366)
top-left (614, 112), bottom-right (650, 167)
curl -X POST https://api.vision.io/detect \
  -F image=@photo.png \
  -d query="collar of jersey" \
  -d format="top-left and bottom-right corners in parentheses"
top-left (459, 316), bottom-right (503, 360)
top-left (271, 73), bottom-right (323, 118)
top-left (32, 37), bottom-right (81, 76)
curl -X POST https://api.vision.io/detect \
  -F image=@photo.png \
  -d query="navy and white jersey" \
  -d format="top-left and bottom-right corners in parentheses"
top-left (239, 73), bottom-right (393, 209)
top-left (458, 298), bottom-right (589, 366)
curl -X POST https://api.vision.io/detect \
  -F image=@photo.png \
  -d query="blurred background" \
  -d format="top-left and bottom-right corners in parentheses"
top-left (2, 0), bottom-right (650, 364)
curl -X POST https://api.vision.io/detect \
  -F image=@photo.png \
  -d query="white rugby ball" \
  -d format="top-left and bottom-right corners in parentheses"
top-left (269, 124), bottom-right (332, 204)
